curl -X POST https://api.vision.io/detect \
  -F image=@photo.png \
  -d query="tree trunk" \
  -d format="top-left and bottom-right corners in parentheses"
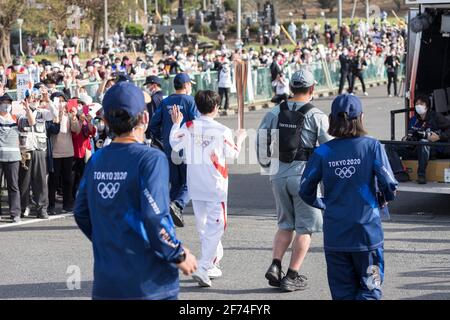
top-left (0, 28), bottom-right (12, 65)
top-left (92, 22), bottom-right (101, 52)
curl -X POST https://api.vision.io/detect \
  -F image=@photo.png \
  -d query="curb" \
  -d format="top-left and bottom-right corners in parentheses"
top-left (218, 80), bottom-right (389, 117)
top-left (0, 213), bottom-right (73, 229)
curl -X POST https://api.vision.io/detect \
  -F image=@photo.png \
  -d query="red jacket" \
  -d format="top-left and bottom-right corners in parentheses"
top-left (72, 121), bottom-right (96, 159)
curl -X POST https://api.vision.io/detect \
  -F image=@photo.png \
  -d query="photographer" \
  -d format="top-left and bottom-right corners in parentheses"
top-left (71, 96), bottom-right (96, 200)
top-left (384, 49), bottom-right (401, 97)
top-left (271, 72), bottom-right (290, 104)
top-left (17, 89), bottom-right (53, 219)
top-left (385, 94), bottom-right (450, 184)
top-left (349, 49), bottom-right (368, 96)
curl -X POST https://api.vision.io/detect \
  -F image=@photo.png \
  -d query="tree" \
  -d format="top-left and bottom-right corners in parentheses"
top-left (393, 0), bottom-right (403, 12)
top-left (317, 0), bottom-right (337, 13)
top-left (0, 0), bottom-right (27, 64)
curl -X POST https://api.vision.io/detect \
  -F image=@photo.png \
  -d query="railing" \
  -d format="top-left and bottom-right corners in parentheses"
top-left (5, 57), bottom-right (403, 106)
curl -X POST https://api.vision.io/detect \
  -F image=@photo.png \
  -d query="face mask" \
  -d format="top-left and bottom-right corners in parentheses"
top-left (87, 66), bottom-right (94, 72)
top-left (14, 66), bottom-right (20, 71)
top-left (0, 104), bottom-right (11, 113)
top-left (73, 58), bottom-right (79, 64)
top-left (415, 104), bottom-right (427, 115)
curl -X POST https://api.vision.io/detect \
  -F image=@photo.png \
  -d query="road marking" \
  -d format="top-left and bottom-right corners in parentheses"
top-left (0, 214), bottom-right (73, 229)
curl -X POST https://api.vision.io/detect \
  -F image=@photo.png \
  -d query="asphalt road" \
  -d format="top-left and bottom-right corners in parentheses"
top-left (1, 86), bottom-right (450, 300)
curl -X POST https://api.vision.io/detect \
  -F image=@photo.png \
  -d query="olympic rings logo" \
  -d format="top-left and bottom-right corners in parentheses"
top-left (335, 166), bottom-right (356, 179)
top-left (97, 182), bottom-right (121, 199)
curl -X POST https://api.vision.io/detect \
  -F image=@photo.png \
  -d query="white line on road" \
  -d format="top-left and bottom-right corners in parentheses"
top-left (0, 214), bottom-right (73, 229)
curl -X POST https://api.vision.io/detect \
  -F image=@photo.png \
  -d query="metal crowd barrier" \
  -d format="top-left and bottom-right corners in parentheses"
top-left (5, 58), bottom-right (402, 107)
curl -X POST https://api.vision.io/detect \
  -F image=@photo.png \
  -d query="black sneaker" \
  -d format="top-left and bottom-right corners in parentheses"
top-left (47, 206), bottom-right (56, 215)
top-left (37, 211), bottom-right (49, 219)
top-left (395, 171), bottom-right (410, 183)
top-left (62, 207), bottom-right (73, 214)
top-left (417, 175), bottom-right (427, 185)
top-left (280, 274), bottom-right (308, 292)
top-left (265, 263), bottom-right (284, 287)
top-left (169, 202), bottom-right (184, 227)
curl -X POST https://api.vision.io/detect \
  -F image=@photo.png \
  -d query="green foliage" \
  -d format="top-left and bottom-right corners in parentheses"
top-left (317, 0), bottom-right (337, 13)
top-left (228, 23), bottom-right (237, 33)
top-left (125, 23), bottom-right (144, 37)
top-left (223, 0), bottom-right (236, 13)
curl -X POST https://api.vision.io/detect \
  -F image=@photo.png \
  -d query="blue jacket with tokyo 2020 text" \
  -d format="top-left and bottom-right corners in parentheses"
top-left (74, 142), bottom-right (183, 300)
top-left (299, 136), bottom-right (398, 252)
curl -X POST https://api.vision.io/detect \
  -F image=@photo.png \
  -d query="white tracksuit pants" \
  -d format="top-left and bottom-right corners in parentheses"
top-left (192, 200), bottom-right (227, 270)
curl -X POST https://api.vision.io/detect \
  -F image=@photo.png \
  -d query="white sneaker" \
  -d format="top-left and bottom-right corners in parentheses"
top-left (364, 92), bottom-right (369, 96)
top-left (23, 207), bottom-right (30, 217)
top-left (388, 94), bottom-right (393, 97)
top-left (207, 265), bottom-right (223, 279)
top-left (192, 268), bottom-right (212, 287)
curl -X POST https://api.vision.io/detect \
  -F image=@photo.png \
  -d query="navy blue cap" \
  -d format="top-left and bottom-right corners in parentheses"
top-left (0, 93), bottom-right (14, 103)
top-left (116, 73), bottom-right (132, 82)
top-left (102, 82), bottom-right (145, 117)
top-left (174, 73), bottom-right (195, 87)
top-left (143, 75), bottom-right (161, 86)
top-left (50, 91), bottom-right (68, 102)
top-left (331, 94), bottom-right (363, 119)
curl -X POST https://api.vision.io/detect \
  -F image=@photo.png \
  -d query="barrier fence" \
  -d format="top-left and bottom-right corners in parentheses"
top-left (6, 57), bottom-right (404, 106)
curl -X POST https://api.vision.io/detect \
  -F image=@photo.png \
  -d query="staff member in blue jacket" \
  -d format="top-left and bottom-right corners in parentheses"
top-left (150, 73), bottom-right (200, 227)
top-left (74, 82), bottom-right (197, 300)
top-left (299, 94), bottom-right (398, 300)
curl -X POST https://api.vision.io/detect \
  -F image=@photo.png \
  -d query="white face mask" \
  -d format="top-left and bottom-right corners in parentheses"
top-left (0, 104), bottom-right (12, 113)
top-left (415, 104), bottom-right (427, 115)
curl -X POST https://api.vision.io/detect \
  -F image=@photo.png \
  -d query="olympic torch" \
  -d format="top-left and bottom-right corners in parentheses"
top-left (235, 59), bottom-right (248, 130)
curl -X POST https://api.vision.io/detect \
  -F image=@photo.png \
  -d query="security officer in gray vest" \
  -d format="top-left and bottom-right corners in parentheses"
top-left (17, 89), bottom-right (56, 219)
top-left (257, 69), bottom-right (333, 292)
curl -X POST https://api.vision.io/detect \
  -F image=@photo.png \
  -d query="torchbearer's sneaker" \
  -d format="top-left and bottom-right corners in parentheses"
top-left (192, 267), bottom-right (212, 287)
top-left (280, 274), bottom-right (308, 292)
top-left (207, 265), bottom-right (222, 279)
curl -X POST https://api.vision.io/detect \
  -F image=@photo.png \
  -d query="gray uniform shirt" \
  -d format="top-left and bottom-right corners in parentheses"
top-left (0, 115), bottom-right (21, 162)
top-left (257, 101), bottom-right (332, 180)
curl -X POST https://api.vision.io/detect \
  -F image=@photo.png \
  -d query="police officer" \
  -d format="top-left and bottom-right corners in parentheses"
top-left (143, 75), bottom-right (164, 140)
top-left (299, 94), bottom-right (398, 300)
top-left (0, 94), bottom-right (27, 223)
top-left (74, 82), bottom-right (197, 300)
top-left (338, 48), bottom-right (352, 95)
top-left (257, 69), bottom-right (332, 292)
top-left (150, 73), bottom-right (200, 227)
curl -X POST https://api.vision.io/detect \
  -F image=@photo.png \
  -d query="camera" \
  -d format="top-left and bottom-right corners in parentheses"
top-left (406, 128), bottom-right (440, 141)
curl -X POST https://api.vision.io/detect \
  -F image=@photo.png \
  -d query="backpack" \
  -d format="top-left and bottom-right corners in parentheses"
top-left (277, 100), bottom-right (314, 163)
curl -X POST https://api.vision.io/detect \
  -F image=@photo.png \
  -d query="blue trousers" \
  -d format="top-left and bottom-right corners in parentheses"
top-left (168, 160), bottom-right (189, 209)
top-left (325, 248), bottom-right (384, 300)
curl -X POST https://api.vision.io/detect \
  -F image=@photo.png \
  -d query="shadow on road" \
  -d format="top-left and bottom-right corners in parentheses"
top-left (0, 281), bottom-right (92, 299)
top-left (395, 267), bottom-right (450, 299)
top-left (0, 226), bottom-right (79, 233)
top-left (180, 286), bottom-right (283, 296)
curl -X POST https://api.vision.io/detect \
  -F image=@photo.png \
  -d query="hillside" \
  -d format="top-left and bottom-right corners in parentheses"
top-left (240, 0), bottom-right (408, 21)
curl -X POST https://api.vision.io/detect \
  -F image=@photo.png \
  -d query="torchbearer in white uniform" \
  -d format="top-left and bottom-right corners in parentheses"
top-left (169, 90), bottom-right (247, 287)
